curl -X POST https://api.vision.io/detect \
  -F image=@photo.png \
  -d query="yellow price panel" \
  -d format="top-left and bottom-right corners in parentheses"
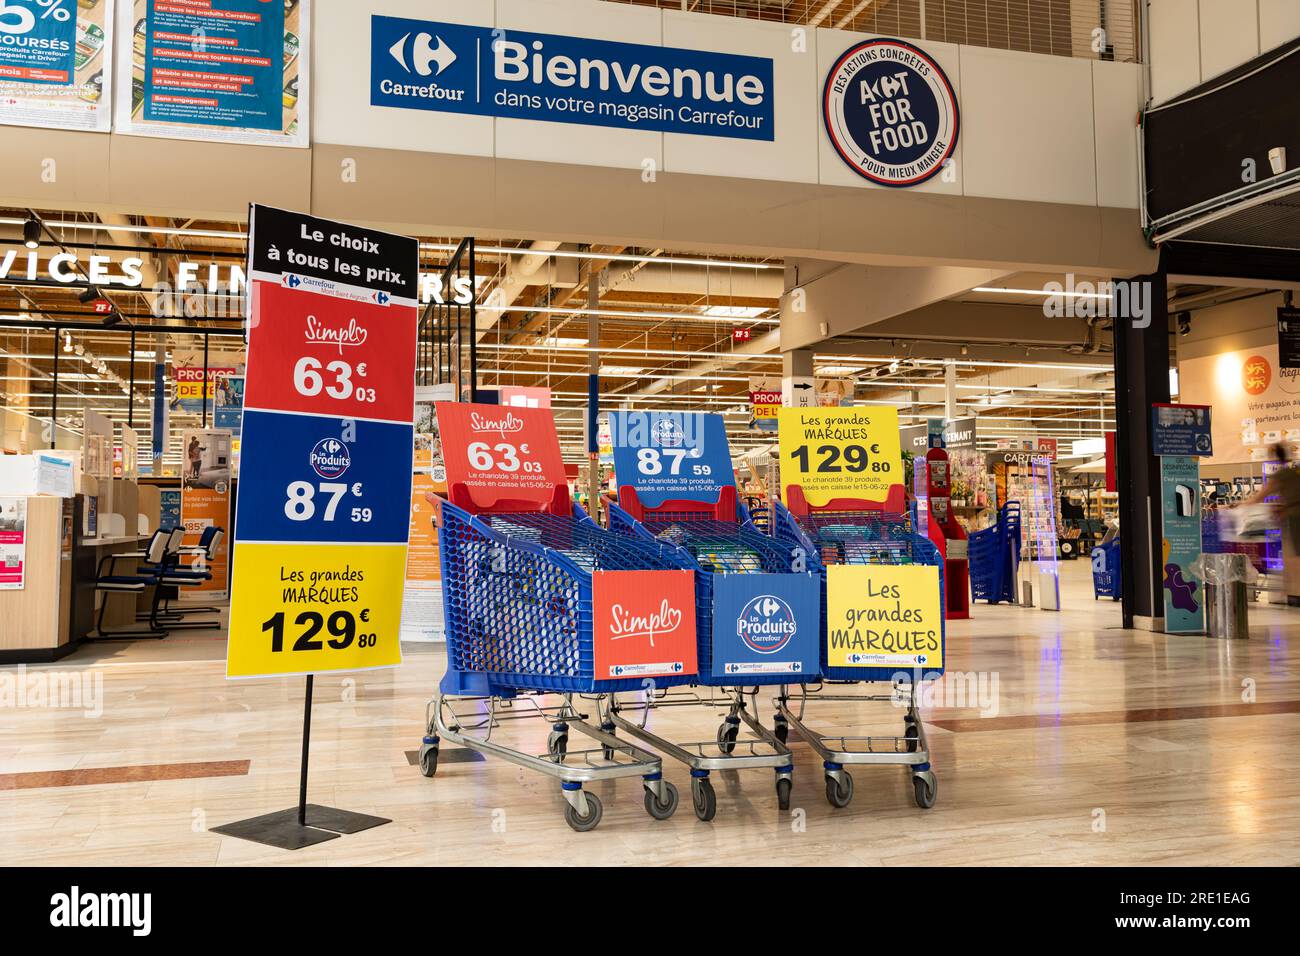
top-left (826, 564), bottom-right (943, 669)
top-left (778, 406), bottom-right (901, 507)
top-left (227, 542), bottom-right (406, 678)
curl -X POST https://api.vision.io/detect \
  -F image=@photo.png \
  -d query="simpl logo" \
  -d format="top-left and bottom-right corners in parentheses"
top-left (468, 411), bottom-right (525, 437)
top-left (823, 37), bottom-right (959, 187)
top-left (388, 30), bottom-right (457, 77)
top-left (310, 438), bottom-right (351, 479)
top-left (608, 599), bottom-right (684, 647)
top-left (736, 594), bottom-right (798, 654)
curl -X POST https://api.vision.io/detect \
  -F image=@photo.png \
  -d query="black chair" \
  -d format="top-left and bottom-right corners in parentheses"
top-left (89, 531), bottom-right (171, 641)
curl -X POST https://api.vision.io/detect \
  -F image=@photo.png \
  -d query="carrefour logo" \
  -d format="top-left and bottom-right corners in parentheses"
top-left (736, 594), bottom-right (797, 654)
top-left (823, 38), bottom-right (959, 187)
top-left (653, 418), bottom-right (683, 448)
top-left (310, 439), bottom-right (351, 480)
top-left (388, 30), bottom-right (457, 77)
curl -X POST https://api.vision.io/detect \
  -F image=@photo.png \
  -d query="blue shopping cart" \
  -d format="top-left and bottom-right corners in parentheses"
top-left (771, 497), bottom-right (944, 810)
top-left (607, 480), bottom-right (820, 820)
top-left (1091, 534), bottom-right (1121, 600)
top-left (419, 403), bottom-right (700, 831)
top-left (970, 501), bottom-right (1021, 604)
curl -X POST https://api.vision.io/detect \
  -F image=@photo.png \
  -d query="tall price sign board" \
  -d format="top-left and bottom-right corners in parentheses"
top-left (778, 406), bottom-right (901, 507)
top-left (227, 206), bottom-right (419, 679)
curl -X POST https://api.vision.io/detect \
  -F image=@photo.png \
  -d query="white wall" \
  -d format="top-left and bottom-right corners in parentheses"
top-left (313, 0), bottom-right (1144, 208)
top-left (1149, 0), bottom-right (1300, 105)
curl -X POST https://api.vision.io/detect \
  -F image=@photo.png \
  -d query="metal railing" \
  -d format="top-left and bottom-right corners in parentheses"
top-left (601, 0), bottom-right (1140, 62)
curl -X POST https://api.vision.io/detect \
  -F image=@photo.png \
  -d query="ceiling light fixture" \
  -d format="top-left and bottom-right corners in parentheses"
top-left (23, 217), bottom-right (41, 250)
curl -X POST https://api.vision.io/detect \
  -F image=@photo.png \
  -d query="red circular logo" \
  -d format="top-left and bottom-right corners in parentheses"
top-left (1243, 355), bottom-right (1272, 395)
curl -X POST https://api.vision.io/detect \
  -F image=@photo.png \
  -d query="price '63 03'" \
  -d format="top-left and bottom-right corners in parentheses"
top-left (234, 409), bottom-right (413, 545)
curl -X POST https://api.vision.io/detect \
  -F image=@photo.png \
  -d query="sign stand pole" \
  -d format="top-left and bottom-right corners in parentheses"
top-left (211, 675), bottom-right (391, 850)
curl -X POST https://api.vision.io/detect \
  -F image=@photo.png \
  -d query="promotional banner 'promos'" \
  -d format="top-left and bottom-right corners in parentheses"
top-left (180, 427), bottom-right (232, 593)
top-left (173, 350), bottom-right (241, 414)
top-left (114, 0), bottom-right (308, 146)
top-left (1151, 403), bottom-right (1213, 457)
top-left (435, 403), bottom-right (567, 512)
top-left (823, 37), bottom-right (959, 187)
top-left (370, 16), bottom-right (774, 141)
top-left (227, 205), bottom-right (418, 679)
top-left (779, 406), bottom-right (902, 507)
top-left (749, 377), bottom-right (780, 432)
top-left (1161, 455), bottom-right (1204, 635)
top-left (609, 411), bottom-right (735, 508)
top-left (0, 0), bottom-right (114, 132)
top-left (826, 564), bottom-right (943, 669)
top-left (0, 497), bottom-right (27, 590)
top-left (592, 570), bottom-right (698, 681)
top-left (711, 573), bottom-right (819, 679)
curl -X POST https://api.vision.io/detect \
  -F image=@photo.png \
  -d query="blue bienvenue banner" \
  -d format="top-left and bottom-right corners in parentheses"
top-left (712, 573), bottom-right (820, 679)
top-left (370, 16), bottom-right (775, 141)
top-left (0, 0), bottom-right (78, 85)
top-left (610, 412), bottom-right (737, 508)
top-left (143, 0), bottom-right (284, 130)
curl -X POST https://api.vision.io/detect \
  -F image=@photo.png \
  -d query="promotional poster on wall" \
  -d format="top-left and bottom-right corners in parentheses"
top-left (114, 0), bottom-right (309, 146)
top-left (0, 0), bottom-right (115, 133)
top-left (0, 497), bottom-right (27, 590)
top-left (180, 427), bottom-right (232, 594)
top-left (1180, 344), bottom-right (1300, 464)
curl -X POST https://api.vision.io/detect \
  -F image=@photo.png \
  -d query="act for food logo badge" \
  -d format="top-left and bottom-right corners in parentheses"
top-left (736, 594), bottom-right (798, 654)
top-left (823, 37), bottom-right (959, 187)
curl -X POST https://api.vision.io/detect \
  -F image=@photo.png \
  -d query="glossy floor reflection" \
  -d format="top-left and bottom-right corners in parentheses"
top-left (0, 560), bottom-right (1295, 866)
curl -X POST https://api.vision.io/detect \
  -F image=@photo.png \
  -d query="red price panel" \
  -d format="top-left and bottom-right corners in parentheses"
top-left (245, 281), bottom-right (416, 423)
top-left (435, 403), bottom-right (567, 510)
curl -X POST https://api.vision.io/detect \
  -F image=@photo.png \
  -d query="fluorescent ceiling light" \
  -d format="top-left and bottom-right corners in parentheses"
top-left (702, 305), bottom-right (767, 319)
top-left (481, 304), bottom-right (777, 325)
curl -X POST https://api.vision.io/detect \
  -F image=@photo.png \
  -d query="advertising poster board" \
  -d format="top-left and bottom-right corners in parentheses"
top-left (435, 403), bottom-right (567, 512)
top-left (113, 0), bottom-right (309, 146)
top-left (159, 487), bottom-right (181, 530)
top-left (608, 411), bottom-right (734, 508)
top-left (1150, 403), bottom-right (1213, 457)
top-left (1278, 306), bottom-right (1300, 370)
top-left (778, 406), bottom-right (902, 507)
top-left (711, 574), bottom-right (819, 679)
top-left (402, 382), bottom-right (456, 643)
top-left (214, 373), bottom-right (244, 435)
top-left (591, 569), bottom-right (697, 681)
top-left (826, 564), bottom-right (943, 669)
top-left (1161, 455), bottom-right (1205, 634)
top-left (1179, 345), bottom-right (1298, 464)
top-left (749, 376), bottom-right (780, 432)
top-left (173, 350), bottom-right (241, 415)
top-left (0, 497), bottom-right (27, 590)
top-left (227, 205), bottom-right (418, 679)
top-left (0, 0), bottom-right (114, 132)
top-left (180, 426), bottom-right (231, 593)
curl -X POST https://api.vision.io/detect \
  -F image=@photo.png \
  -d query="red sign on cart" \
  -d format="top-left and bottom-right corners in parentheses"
top-left (244, 281), bottom-right (416, 424)
top-left (592, 570), bottom-right (698, 680)
top-left (435, 403), bottom-right (568, 510)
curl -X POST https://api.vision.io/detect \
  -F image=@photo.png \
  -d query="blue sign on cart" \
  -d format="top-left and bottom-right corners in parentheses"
top-left (610, 411), bottom-right (736, 508)
top-left (711, 573), bottom-right (820, 679)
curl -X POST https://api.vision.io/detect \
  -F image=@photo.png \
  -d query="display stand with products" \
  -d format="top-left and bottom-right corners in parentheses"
top-left (604, 411), bottom-right (817, 821)
top-left (420, 403), bottom-right (692, 832)
top-left (770, 407), bottom-right (943, 811)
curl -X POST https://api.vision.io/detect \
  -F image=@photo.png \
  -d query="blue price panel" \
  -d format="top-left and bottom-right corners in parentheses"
top-left (610, 411), bottom-right (737, 508)
top-left (711, 573), bottom-right (821, 680)
top-left (235, 410), bottom-right (413, 545)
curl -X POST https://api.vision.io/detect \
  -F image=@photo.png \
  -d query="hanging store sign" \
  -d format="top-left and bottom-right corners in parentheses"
top-left (114, 0), bottom-right (309, 146)
top-left (227, 204), bottom-right (418, 679)
top-left (823, 37), bottom-right (959, 187)
top-left (0, 0), bottom-right (114, 133)
top-left (608, 411), bottom-right (735, 508)
top-left (369, 16), bottom-right (775, 141)
top-left (778, 406), bottom-right (902, 508)
top-left (826, 564), bottom-right (943, 669)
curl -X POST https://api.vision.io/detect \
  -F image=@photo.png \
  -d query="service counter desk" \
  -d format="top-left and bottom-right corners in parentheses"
top-left (0, 496), bottom-right (76, 663)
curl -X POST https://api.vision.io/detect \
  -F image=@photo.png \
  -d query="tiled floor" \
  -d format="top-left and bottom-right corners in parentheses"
top-left (0, 561), bottom-right (1295, 866)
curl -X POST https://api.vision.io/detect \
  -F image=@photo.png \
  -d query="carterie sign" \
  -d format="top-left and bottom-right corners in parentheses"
top-left (592, 570), bottom-right (697, 680)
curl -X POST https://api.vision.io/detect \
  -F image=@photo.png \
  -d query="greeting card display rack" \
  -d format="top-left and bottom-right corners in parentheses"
top-left (421, 479), bottom-right (694, 832)
top-left (771, 483), bottom-right (943, 810)
top-left (606, 484), bottom-right (813, 821)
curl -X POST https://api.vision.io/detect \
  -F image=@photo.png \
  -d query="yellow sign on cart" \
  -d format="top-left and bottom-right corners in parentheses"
top-left (778, 407), bottom-right (901, 507)
top-left (826, 564), bottom-right (943, 669)
top-left (226, 542), bottom-right (407, 678)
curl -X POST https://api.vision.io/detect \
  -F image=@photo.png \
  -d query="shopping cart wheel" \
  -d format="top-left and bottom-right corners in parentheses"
top-left (644, 781), bottom-right (680, 821)
top-left (905, 724), bottom-right (920, 753)
top-left (912, 772), bottom-right (938, 809)
top-left (716, 722), bottom-right (739, 755)
top-left (825, 772), bottom-right (854, 809)
top-left (563, 791), bottom-right (603, 833)
top-left (418, 741), bottom-right (439, 777)
top-left (773, 717), bottom-right (789, 745)
top-left (776, 776), bottom-right (792, 811)
top-left (691, 777), bottom-right (718, 822)
top-left (546, 731), bottom-right (568, 760)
